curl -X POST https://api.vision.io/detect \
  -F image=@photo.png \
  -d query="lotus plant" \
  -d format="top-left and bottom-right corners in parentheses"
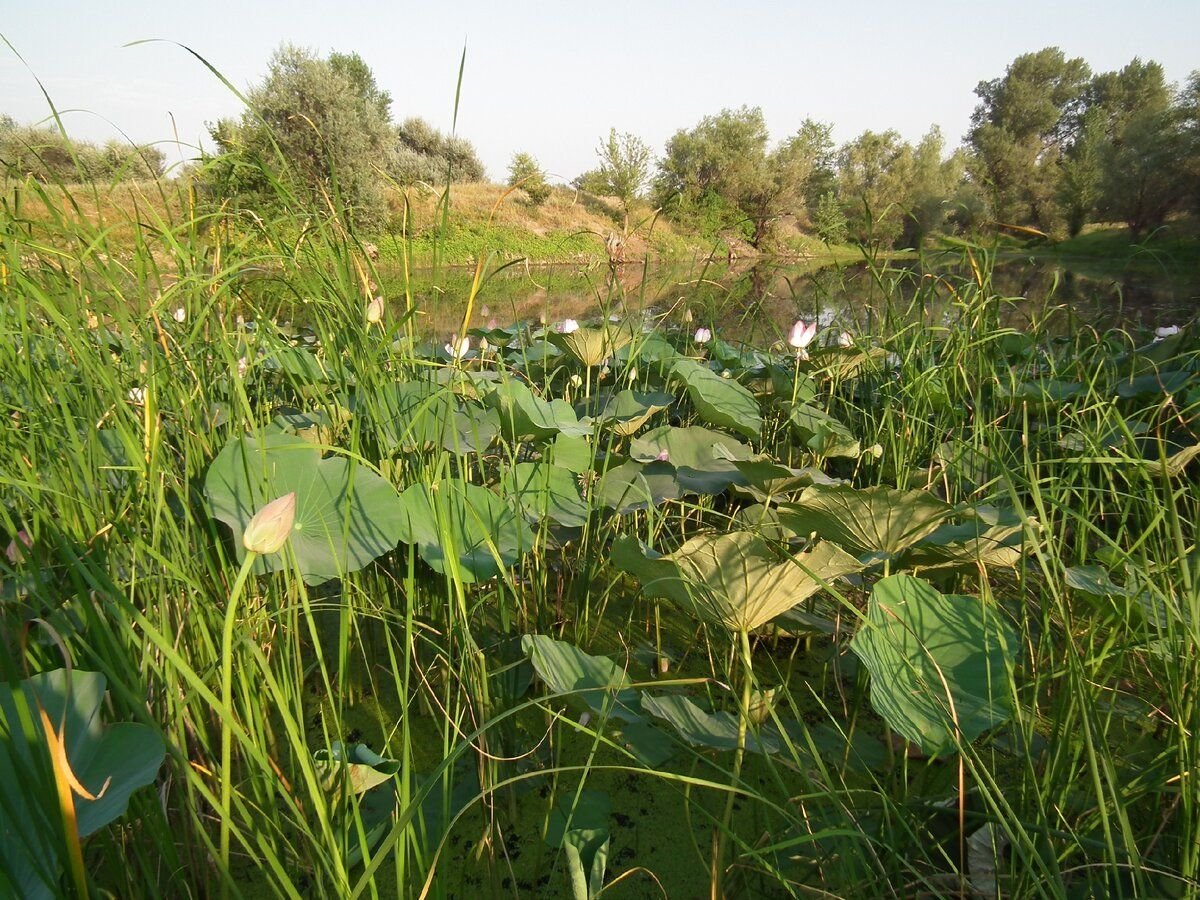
top-left (560, 318), bottom-right (580, 334)
top-left (444, 335), bottom-right (471, 360)
top-left (365, 295), bottom-right (385, 326)
top-left (787, 320), bottom-right (817, 358)
top-left (694, 327), bottom-right (713, 345)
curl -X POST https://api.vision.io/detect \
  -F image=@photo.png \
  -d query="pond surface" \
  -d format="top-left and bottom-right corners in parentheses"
top-left (382, 252), bottom-right (1199, 345)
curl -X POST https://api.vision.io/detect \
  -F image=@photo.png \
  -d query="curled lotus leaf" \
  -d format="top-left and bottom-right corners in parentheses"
top-left (580, 389), bottom-right (674, 437)
top-left (612, 532), bottom-right (861, 633)
top-left (778, 483), bottom-right (955, 564)
top-left (669, 357), bottom-right (762, 439)
top-left (547, 322), bottom-right (636, 367)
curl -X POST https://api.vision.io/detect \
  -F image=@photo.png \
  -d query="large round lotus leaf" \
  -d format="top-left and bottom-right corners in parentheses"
top-left (731, 458), bottom-right (840, 502)
top-left (788, 402), bottom-right (860, 458)
top-left (205, 430), bottom-right (406, 584)
top-left (485, 379), bottom-right (591, 442)
top-left (612, 532), bottom-right (861, 633)
top-left (395, 479), bottom-right (532, 582)
top-left (778, 483), bottom-right (955, 564)
top-left (640, 693), bottom-right (780, 754)
top-left (0, 669), bottom-right (165, 900)
top-left (630, 425), bottom-right (750, 495)
top-left (595, 459), bottom-right (680, 514)
top-left (501, 463), bottom-right (590, 528)
top-left (579, 389), bottom-right (674, 437)
top-left (850, 574), bottom-right (1017, 756)
top-left (669, 357), bottom-right (762, 439)
top-left (363, 380), bottom-right (457, 453)
top-left (900, 516), bottom-right (1029, 574)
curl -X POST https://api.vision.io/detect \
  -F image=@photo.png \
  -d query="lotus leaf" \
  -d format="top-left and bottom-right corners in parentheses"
top-left (641, 693), bottom-right (779, 754)
top-left (395, 479), bottom-right (532, 582)
top-left (670, 357), bottom-right (762, 439)
top-left (629, 425), bottom-right (750, 495)
top-left (778, 484), bottom-right (955, 564)
top-left (485, 379), bottom-right (591, 441)
top-left (547, 322), bottom-right (634, 367)
top-left (206, 431), bottom-right (407, 584)
top-left (595, 460), bottom-right (680, 513)
top-left (314, 742), bottom-right (400, 795)
top-left (522, 634), bottom-right (641, 722)
top-left (612, 532), bottom-right (861, 633)
top-left (850, 574), bottom-right (1017, 756)
top-left (501, 463), bottom-right (590, 528)
top-left (731, 458), bottom-right (839, 503)
top-left (0, 669), bottom-right (166, 900)
top-left (580, 389), bottom-right (674, 437)
top-left (787, 403), bottom-right (860, 458)
top-left (544, 789), bottom-right (611, 900)
top-left (900, 516), bottom-right (1029, 574)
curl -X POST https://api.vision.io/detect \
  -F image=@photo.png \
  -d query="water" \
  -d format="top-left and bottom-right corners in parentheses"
top-left (382, 252), bottom-right (1199, 344)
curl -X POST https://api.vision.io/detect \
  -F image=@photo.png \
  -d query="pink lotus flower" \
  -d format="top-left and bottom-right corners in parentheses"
top-left (788, 320), bottom-right (817, 350)
top-left (694, 327), bottom-right (713, 344)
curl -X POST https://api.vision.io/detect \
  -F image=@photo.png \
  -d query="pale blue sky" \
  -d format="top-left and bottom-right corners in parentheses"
top-left (2, 1), bottom-right (1197, 181)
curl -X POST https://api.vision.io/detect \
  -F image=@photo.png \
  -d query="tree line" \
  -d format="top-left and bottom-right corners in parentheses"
top-left (4, 45), bottom-right (1198, 248)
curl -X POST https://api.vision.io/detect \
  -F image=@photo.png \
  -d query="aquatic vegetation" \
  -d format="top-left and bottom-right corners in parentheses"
top-left (2, 170), bottom-right (1199, 899)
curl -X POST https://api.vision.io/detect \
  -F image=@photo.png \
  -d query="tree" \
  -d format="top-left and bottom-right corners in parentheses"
top-left (968, 47), bottom-right (1091, 233)
top-left (654, 108), bottom-right (831, 246)
top-left (507, 152), bottom-right (551, 205)
top-left (204, 45), bottom-right (393, 226)
top-left (595, 129), bottom-right (652, 231)
top-left (388, 117), bottom-right (485, 185)
top-left (836, 129), bottom-right (915, 247)
top-left (1098, 108), bottom-right (1185, 239)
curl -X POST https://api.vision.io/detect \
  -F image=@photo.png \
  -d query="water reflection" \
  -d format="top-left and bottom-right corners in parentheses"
top-left (380, 253), bottom-right (1198, 344)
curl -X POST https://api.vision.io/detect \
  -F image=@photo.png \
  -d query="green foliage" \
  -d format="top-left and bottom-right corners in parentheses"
top-left (595, 128), bottom-right (652, 227)
top-left (388, 116), bottom-right (485, 185)
top-left (202, 44), bottom-right (393, 226)
top-left (0, 116), bottom-right (164, 183)
top-left (507, 150), bottom-right (551, 205)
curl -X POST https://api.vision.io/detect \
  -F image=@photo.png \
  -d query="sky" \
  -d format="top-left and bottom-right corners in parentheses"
top-left (2, 1), bottom-right (1198, 182)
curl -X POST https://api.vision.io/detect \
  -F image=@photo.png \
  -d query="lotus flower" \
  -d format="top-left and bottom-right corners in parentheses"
top-left (788, 320), bottom-right (817, 353)
top-left (365, 295), bottom-right (385, 325)
top-left (838, 331), bottom-right (854, 348)
top-left (444, 335), bottom-right (470, 360)
top-left (243, 492), bottom-right (296, 555)
top-left (479, 337), bottom-right (491, 353)
top-left (128, 387), bottom-right (146, 404)
top-left (1155, 325), bottom-right (1180, 339)
top-left (694, 327), bottom-right (712, 344)
top-left (173, 307), bottom-right (187, 323)
top-left (237, 357), bottom-right (249, 378)
top-left (683, 308), bottom-right (694, 324)
top-left (560, 318), bottom-right (580, 334)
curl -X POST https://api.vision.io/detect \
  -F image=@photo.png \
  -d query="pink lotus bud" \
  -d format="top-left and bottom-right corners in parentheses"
top-left (694, 327), bottom-right (712, 345)
top-left (243, 492), bottom-right (297, 555)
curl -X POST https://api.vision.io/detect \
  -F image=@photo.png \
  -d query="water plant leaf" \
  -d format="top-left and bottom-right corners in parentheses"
top-left (501, 463), bottom-right (590, 528)
top-left (612, 533), bottom-right (862, 633)
top-left (641, 693), bottom-right (779, 754)
top-left (485, 379), bottom-right (591, 441)
top-left (549, 434), bottom-right (594, 473)
top-left (364, 380), bottom-right (457, 453)
top-left (1115, 369), bottom-right (1193, 399)
top-left (778, 484), bottom-right (955, 564)
top-left (595, 460), bottom-right (680, 513)
top-left (395, 479), bottom-right (532, 583)
top-left (205, 431), bottom-right (407, 584)
top-left (522, 635), bottom-right (641, 722)
top-left (900, 519), bottom-right (1029, 574)
top-left (547, 323), bottom-right (635, 367)
top-left (669, 357), bottom-right (762, 439)
top-left (0, 669), bottom-right (165, 900)
top-left (580, 389), bottom-right (674, 437)
top-left (850, 574), bottom-right (1017, 756)
top-left (545, 789), bottom-right (611, 900)
top-left (630, 424), bottom-right (750, 495)
top-left (788, 403), bottom-right (861, 458)
top-left (732, 459), bottom-right (839, 503)
top-left (313, 742), bottom-right (400, 795)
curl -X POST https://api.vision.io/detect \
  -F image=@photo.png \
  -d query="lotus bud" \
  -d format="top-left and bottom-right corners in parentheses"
top-left (128, 387), bottom-right (146, 404)
top-left (721, 369), bottom-right (732, 379)
top-left (1155, 325), bottom-right (1180, 339)
top-left (5, 530), bottom-right (32, 566)
top-left (237, 356), bottom-right (249, 378)
top-left (579, 712), bottom-right (591, 728)
top-left (243, 492), bottom-right (296, 555)
top-left (480, 304), bottom-right (490, 319)
top-left (838, 331), bottom-right (854, 348)
top-left (560, 318), bottom-right (580, 334)
top-left (694, 327), bottom-right (713, 345)
top-left (626, 365), bottom-right (638, 384)
top-left (683, 308), bottom-right (694, 324)
top-left (868, 443), bottom-right (884, 459)
top-left (569, 374), bottom-right (583, 388)
top-left (479, 337), bottom-right (490, 353)
top-left (787, 320), bottom-right (817, 351)
top-left (173, 307), bottom-right (186, 323)
top-left (538, 311), bottom-right (548, 327)
top-left (365, 295), bottom-right (385, 325)
top-left (656, 449), bottom-right (670, 462)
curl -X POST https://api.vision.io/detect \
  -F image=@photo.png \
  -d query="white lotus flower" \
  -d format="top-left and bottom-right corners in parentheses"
top-left (444, 335), bottom-right (470, 359)
top-left (694, 327), bottom-right (713, 344)
top-left (1155, 325), bottom-right (1180, 339)
top-left (173, 307), bottom-right (186, 323)
top-left (560, 318), bottom-right (580, 334)
top-left (838, 331), bottom-right (854, 348)
top-left (128, 387), bottom-right (146, 404)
